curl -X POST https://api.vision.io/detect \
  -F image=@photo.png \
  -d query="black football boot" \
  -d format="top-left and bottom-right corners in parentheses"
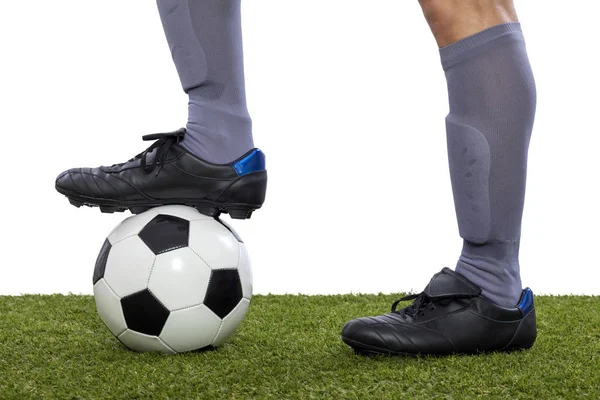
top-left (341, 268), bottom-right (537, 356)
top-left (55, 128), bottom-right (267, 219)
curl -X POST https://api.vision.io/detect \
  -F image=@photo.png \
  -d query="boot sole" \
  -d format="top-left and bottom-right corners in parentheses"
top-left (56, 187), bottom-right (260, 220)
top-left (341, 336), bottom-right (534, 357)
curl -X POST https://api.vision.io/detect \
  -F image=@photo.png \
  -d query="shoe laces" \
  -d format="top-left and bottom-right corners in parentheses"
top-left (391, 293), bottom-right (452, 320)
top-left (112, 128), bottom-right (185, 176)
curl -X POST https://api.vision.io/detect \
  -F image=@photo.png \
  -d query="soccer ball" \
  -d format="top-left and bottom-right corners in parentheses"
top-left (92, 205), bottom-right (252, 354)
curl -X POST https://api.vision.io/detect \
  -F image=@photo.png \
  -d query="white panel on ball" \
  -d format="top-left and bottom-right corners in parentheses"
top-left (103, 236), bottom-right (156, 298)
top-left (212, 298), bottom-right (250, 347)
top-left (160, 304), bottom-right (222, 353)
top-left (152, 205), bottom-right (213, 221)
top-left (238, 243), bottom-right (253, 300)
top-left (93, 279), bottom-right (127, 336)
top-left (147, 247), bottom-right (212, 311)
top-left (107, 208), bottom-right (159, 245)
top-left (188, 220), bottom-right (240, 269)
top-left (118, 330), bottom-right (176, 354)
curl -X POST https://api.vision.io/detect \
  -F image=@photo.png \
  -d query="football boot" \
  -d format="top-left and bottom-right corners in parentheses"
top-left (342, 268), bottom-right (537, 356)
top-left (55, 128), bottom-right (267, 219)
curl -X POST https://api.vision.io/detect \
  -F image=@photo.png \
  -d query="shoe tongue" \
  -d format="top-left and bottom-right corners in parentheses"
top-left (423, 268), bottom-right (481, 299)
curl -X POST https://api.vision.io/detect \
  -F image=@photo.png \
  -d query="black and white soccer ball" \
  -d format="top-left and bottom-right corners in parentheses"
top-left (92, 205), bottom-right (252, 354)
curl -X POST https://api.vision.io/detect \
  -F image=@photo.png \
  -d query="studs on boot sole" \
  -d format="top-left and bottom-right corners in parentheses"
top-left (229, 209), bottom-right (253, 220)
top-left (195, 206), bottom-right (220, 218)
top-left (66, 197), bottom-right (257, 220)
top-left (130, 206), bottom-right (151, 214)
top-left (69, 198), bottom-right (83, 208)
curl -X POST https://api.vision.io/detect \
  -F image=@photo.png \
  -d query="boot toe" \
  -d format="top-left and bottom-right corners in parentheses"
top-left (55, 169), bottom-right (77, 194)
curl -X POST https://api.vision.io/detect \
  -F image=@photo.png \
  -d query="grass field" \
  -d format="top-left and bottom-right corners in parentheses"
top-left (1, 294), bottom-right (598, 399)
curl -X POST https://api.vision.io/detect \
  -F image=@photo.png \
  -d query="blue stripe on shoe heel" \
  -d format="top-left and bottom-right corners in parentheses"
top-left (518, 288), bottom-right (534, 315)
top-left (232, 149), bottom-right (266, 176)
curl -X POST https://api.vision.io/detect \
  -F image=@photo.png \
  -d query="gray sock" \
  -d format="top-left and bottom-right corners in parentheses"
top-left (440, 23), bottom-right (536, 307)
top-left (157, 0), bottom-right (253, 164)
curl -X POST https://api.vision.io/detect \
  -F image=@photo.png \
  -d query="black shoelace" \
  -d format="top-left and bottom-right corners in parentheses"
top-left (391, 293), bottom-right (453, 320)
top-left (112, 129), bottom-right (185, 176)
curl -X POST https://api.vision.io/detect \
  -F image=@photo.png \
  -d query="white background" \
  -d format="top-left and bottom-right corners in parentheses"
top-left (1, 1), bottom-right (598, 296)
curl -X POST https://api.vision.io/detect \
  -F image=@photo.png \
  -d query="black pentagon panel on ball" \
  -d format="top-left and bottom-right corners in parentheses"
top-left (93, 239), bottom-right (112, 284)
top-left (139, 215), bottom-right (190, 255)
top-left (121, 289), bottom-right (170, 336)
top-left (204, 269), bottom-right (243, 319)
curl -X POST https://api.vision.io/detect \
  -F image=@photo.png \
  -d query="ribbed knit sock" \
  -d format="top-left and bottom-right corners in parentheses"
top-left (157, 0), bottom-right (253, 164)
top-left (440, 23), bottom-right (536, 307)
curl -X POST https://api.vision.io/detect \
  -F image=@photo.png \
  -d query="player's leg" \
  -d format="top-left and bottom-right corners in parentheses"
top-left (55, 0), bottom-right (267, 219)
top-left (157, 0), bottom-right (253, 164)
top-left (342, 0), bottom-right (537, 356)
top-left (425, 0), bottom-right (533, 308)
top-left (419, 0), bottom-right (518, 47)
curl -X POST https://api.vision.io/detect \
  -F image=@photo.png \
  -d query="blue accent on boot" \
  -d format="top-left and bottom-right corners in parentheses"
top-left (518, 288), bottom-right (534, 315)
top-left (232, 149), bottom-right (265, 176)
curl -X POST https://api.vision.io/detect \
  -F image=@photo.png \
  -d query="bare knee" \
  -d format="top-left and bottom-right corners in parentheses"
top-left (419, 0), bottom-right (518, 47)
